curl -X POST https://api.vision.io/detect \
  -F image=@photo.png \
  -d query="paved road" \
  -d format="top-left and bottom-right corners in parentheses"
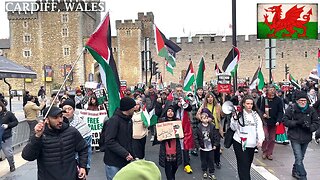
top-left (1, 98), bottom-right (320, 179)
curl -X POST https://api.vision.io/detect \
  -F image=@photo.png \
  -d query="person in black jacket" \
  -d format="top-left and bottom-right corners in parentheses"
top-left (158, 106), bottom-right (182, 180)
top-left (22, 106), bottom-right (88, 180)
top-left (104, 97), bottom-right (136, 180)
top-left (283, 90), bottom-right (320, 180)
top-left (194, 108), bottom-right (220, 180)
top-left (0, 101), bottom-right (18, 172)
top-left (257, 84), bottom-right (284, 160)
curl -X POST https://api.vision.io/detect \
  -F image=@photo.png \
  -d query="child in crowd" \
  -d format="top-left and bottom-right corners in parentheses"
top-left (194, 108), bottom-right (220, 180)
top-left (158, 106), bottom-right (182, 180)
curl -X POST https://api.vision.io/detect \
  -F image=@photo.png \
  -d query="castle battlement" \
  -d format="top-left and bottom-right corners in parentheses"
top-left (137, 12), bottom-right (154, 22)
top-left (7, 12), bottom-right (38, 20)
top-left (115, 19), bottom-right (142, 30)
top-left (165, 33), bottom-right (320, 45)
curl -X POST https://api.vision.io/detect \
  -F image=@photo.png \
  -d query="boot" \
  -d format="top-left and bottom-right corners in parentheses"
top-left (7, 156), bottom-right (15, 172)
top-left (292, 165), bottom-right (300, 179)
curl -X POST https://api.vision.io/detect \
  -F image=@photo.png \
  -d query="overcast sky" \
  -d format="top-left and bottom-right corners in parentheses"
top-left (0, 0), bottom-right (319, 39)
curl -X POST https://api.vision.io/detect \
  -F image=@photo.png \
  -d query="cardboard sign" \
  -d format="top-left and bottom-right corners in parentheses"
top-left (156, 120), bottom-right (184, 141)
top-left (79, 110), bottom-right (108, 147)
top-left (217, 84), bottom-right (231, 93)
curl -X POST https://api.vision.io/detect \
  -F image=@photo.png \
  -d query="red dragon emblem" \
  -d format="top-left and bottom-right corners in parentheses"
top-left (264, 4), bottom-right (312, 38)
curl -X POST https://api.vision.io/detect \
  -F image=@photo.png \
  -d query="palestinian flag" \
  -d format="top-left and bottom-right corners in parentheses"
top-left (214, 63), bottom-right (222, 75)
top-left (141, 105), bottom-right (158, 127)
top-left (166, 61), bottom-right (173, 75)
top-left (154, 25), bottom-right (181, 67)
top-left (195, 57), bottom-right (205, 89)
top-left (288, 74), bottom-right (301, 89)
top-left (183, 61), bottom-right (195, 92)
top-left (85, 13), bottom-right (120, 116)
top-left (249, 67), bottom-right (265, 90)
top-left (222, 47), bottom-right (240, 77)
top-left (257, 3), bottom-right (318, 39)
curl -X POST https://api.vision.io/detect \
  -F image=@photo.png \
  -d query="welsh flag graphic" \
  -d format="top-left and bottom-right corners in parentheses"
top-left (288, 74), bottom-right (301, 89)
top-left (249, 67), bottom-right (265, 90)
top-left (183, 61), bottom-right (195, 92)
top-left (85, 13), bottom-right (120, 116)
top-left (222, 47), bottom-right (240, 77)
top-left (154, 25), bottom-right (181, 67)
top-left (166, 61), bottom-right (174, 75)
top-left (195, 57), bottom-right (205, 89)
top-left (257, 3), bottom-right (318, 39)
top-left (141, 104), bottom-right (158, 127)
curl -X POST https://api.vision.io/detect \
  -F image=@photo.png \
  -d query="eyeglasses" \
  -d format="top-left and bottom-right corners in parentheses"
top-left (63, 107), bottom-right (73, 111)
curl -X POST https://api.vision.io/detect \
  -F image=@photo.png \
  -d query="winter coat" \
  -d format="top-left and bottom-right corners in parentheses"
top-left (283, 104), bottom-right (320, 143)
top-left (0, 111), bottom-right (18, 141)
top-left (194, 123), bottom-right (220, 149)
top-left (257, 96), bottom-right (284, 126)
top-left (22, 122), bottom-right (88, 180)
top-left (103, 108), bottom-right (134, 168)
top-left (159, 138), bottom-right (182, 168)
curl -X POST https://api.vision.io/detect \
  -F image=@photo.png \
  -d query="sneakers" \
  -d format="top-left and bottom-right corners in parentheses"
top-left (254, 148), bottom-right (259, 153)
top-left (203, 171), bottom-right (208, 179)
top-left (10, 165), bottom-right (15, 172)
top-left (208, 174), bottom-right (217, 180)
top-left (215, 162), bottom-right (221, 169)
top-left (315, 138), bottom-right (320, 144)
top-left (184, 165), bottom-right (193, 174)
top-left (150, 135), bottom-right (154, 142)
top-left (292, 171), bottom-right (301, 179)
top-left (190, 150), bottom-right (198, 157)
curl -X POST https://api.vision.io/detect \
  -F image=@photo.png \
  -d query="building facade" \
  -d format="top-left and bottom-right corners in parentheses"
top-left (1, 11), bottom-right (320, 96)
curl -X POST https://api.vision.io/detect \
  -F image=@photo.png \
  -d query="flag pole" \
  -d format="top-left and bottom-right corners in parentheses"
top-left (43, 47), bottom-right (86, 120)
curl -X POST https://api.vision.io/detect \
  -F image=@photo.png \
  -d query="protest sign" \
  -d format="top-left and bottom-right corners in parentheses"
top-left (156, 120), bottom-right (184, 141)
top-left (79, 110), bottom-right (108, 147)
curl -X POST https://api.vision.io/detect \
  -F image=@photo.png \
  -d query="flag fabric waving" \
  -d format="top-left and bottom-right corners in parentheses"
top-left (85, 13), bottom-right (120, 117)
top-left (183, 61), bottom-right (195, 91)
top-left (195, 57), bottom-right (205, 89)
top-left (222, 47), bottom-right (240, 77)
top-left (141, 105), bottom-right (158, 127)
top-left (166, 61), bottom-right (174, 75)
top-left (154, 25), bottom-right (181, 67)
top-left (214, 63), bottom-right (222, 75)
top-left (288, 74), bottom-right (301, 89)
top-left (249, 67), bottom-right (265, 90)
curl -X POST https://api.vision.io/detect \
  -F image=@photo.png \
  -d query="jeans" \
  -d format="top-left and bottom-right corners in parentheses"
top-left (105, 165), bottom-right (120, 180)
top-left (84, 136), bottom-right (92, 170)
top-left (291, 141), bottom-right (309, 177)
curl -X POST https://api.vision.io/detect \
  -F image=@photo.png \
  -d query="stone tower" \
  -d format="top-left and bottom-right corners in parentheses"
top-left (4, 10), bottom-right (100, 94)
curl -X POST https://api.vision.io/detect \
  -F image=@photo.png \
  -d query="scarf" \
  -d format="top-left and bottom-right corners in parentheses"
top-left (165, 139), bottom-right (177, 162)
top-left (297, 103), bottom-right (309, 113)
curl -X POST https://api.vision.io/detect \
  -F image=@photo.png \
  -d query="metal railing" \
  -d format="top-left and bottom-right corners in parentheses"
top-left (0, 120), bottom-right (30, 160)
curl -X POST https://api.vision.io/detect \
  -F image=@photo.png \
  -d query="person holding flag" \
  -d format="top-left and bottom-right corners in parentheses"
top-left (172, 84), bottom-right (194, 174)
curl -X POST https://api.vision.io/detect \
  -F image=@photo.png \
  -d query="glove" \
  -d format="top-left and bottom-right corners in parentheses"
top-left (1, 124), bottom-right (8, 129)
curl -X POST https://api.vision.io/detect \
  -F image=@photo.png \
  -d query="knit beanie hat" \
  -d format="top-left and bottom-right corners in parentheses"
top-left (295, 90), bottom-right (308, 100)
top-left (113, 160), bottom-right (161, 180)
top-left (62, 99), bottom-right (75, 109)
top-left (120, 97), bottom-right (136, 111)
top-left (201, 108), bottom-right (214, 120)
